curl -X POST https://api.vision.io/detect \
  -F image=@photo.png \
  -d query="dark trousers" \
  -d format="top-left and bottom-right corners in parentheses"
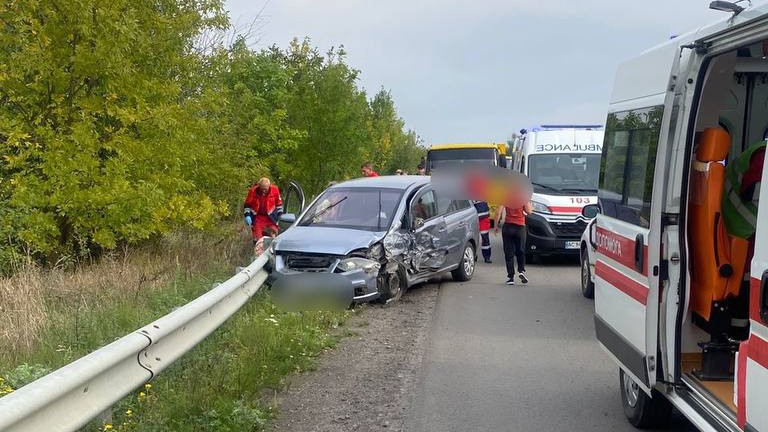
top-left (502, 224), bottom-right (526, 278)
top-left (480, 232), bottom-right (491, 260)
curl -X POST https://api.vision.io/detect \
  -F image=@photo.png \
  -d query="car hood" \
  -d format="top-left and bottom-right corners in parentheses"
top-left (274, 226), bottom-right (386, 256)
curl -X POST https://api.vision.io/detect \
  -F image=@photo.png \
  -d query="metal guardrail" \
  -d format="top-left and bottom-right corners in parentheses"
top-left (0, 253), bottom-right (271, 432)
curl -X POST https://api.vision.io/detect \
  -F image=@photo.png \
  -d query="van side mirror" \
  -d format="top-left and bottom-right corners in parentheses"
top-left (280, 213), bottom-right (297, 224)
top-left (582, 204), bottom-right (600, 219)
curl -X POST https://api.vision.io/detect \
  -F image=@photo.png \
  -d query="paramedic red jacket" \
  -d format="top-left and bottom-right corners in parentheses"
top-left (244, 184), bottom-right (284, 225)
top-left (473, 201), bottom-right (491, 231)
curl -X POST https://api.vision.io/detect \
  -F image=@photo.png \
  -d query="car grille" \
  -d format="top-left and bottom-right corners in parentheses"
top-left (549, 220), bottom-right (587, 239)
top-left (283, 253), bottom-right (336, 272)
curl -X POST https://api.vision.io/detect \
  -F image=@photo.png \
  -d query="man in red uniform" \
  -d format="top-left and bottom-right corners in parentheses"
top-left (244, 177), bottom-right (284, 243)
top-left (361, 162), bottom-right (379, 177)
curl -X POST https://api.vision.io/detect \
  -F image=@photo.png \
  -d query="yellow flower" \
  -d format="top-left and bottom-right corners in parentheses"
top-left (103, 424), bottom-right (113, 431)
top-left (125, 409), bottom-right (133, 416)
top-left (144, 383), bottom-right (152, 390)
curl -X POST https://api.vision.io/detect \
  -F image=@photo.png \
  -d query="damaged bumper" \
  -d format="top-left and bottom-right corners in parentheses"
top-left (272, 254), bottom-right (381, 303)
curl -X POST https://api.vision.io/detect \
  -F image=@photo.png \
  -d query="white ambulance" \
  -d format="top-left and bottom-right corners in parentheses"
top-left (510, 125), bottom-right (604, 258)
top-left (592, 2), bottom-right (768, 431)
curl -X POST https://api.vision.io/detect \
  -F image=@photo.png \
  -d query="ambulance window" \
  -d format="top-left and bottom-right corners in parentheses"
top-left (598, 106), bottom-right (663, 228)
top-left (599, 130), bottom-right (629, 214)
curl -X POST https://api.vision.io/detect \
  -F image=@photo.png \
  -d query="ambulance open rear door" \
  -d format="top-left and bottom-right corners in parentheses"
top-left (594, 41), bottom-right (681, 394)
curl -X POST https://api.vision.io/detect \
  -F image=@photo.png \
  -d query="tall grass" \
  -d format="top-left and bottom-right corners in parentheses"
top-left (0, 224), bottom-right (253, 368)
top-left (0, 223), bottom-right (351, 431)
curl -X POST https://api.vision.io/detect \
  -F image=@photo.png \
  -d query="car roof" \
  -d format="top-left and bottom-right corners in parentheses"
top-left (329, 175), bottom-right (430, 190)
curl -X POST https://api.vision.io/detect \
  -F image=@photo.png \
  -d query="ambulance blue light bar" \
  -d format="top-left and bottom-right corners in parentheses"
top-left (527, 125), bottom-right (603, 132)
top-left (539, 125), bottom-right (603, 129)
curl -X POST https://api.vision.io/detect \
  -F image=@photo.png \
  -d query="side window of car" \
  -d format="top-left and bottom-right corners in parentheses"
top-left (598, 105), bottom-right (663, 228)
top-left (440, 198), bottom-right (470, 214)
top-left (412, 190), bottom-right (438, 221)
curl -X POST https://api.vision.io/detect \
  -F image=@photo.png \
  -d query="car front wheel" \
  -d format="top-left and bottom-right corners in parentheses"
top-left (378, 270), bottom-right (405, 304)
top-left (451, 243), bottom-right (476, 282)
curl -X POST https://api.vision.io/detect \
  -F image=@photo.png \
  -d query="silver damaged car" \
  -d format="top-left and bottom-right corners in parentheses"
top-left (271, 176), bottom-right (480, 303)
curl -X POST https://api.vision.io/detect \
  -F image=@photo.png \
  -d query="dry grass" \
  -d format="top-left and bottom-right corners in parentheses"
top-left (0, 222), bottom-right (254, 362)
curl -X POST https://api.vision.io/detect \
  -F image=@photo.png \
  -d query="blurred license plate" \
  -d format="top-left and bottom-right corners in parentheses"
top-left (565, 241), bottom-right (580, 249)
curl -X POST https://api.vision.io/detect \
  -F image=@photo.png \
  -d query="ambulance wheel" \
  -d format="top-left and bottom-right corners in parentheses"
top-left (580, 247), bottom-right (594, 299)
top-left (619, 369), bottom-right (672, 428)
top-left (452, 243), bottom-right (476, 282)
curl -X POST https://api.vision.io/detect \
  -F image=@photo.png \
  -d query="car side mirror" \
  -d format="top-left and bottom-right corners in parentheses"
top-left (280, 213), bottom-right (297, 224)
top-left (582, 204), bottom-right (600, 219)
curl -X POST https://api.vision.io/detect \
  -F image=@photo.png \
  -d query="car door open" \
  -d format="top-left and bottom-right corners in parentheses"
top-left (594, 101), bottom-right (671, 393)
top-left (279, 180), bottom-right (306, 232)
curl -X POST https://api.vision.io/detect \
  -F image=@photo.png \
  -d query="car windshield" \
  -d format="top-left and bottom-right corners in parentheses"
top-left (299, 187), bottom-right (403, 231)
top-left (528, 153), bottom-right (601, 193)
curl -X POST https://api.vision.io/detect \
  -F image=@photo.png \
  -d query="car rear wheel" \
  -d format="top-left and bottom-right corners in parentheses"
top-left (451, 243), bottom-right (476, 282)
top-left (581, 246), bottom-right (594, 299)
top-left (619, 369), bottom-right (672, 429)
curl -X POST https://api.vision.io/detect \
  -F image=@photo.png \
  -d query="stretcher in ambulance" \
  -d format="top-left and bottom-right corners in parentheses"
top-left (592, 3), bottom-right (768, 431)
top-left (510, 126), bottom-right (603, 258)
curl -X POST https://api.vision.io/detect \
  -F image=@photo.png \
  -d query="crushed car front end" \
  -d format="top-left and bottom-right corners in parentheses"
top-left (273, 246), bottom-right (385, 302)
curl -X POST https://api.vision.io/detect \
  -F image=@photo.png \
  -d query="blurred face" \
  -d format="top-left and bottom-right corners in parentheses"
top-left (418, 168), bottom-right (425, 175)
top-left (362, 167), bottom-right (371, 176)
top-left (258, 180), bottom-right (270, 193)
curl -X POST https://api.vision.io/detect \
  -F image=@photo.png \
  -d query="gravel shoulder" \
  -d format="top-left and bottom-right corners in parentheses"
top-left (268, 281), bottom-right (441, 432)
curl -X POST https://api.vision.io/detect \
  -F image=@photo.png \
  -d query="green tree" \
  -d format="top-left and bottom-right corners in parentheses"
top-left (274, 39), bottom-right (374, 195)
top-left (0, 0), bottom-right (229, 264)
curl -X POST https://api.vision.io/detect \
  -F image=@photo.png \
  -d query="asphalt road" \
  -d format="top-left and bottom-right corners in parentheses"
top-left (406, 236), bottom-right (695, 432)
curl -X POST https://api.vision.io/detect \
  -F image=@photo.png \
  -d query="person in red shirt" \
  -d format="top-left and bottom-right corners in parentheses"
top-left (243, 177), bottom-right (283, 243)
top-left (495, 201), bottom-right (533, 285)
top-left (361, 162), bottom-right (379, 177)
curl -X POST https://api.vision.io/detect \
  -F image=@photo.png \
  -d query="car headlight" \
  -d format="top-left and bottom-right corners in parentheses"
top-left (337, 257), bottom-right (381, 274)
top-left (531, 201), bottom-right (552, 214)
top-left (368, 243), bottom-right (384, 259)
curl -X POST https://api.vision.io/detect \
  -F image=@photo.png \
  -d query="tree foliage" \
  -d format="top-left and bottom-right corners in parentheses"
top-left (0, 2), bottom-right (424, 270)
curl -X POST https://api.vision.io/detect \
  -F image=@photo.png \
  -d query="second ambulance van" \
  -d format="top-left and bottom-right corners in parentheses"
top-left (510, 125), bottom-right (604, 258)
top-left (593, 2), bottom-right (768, 431)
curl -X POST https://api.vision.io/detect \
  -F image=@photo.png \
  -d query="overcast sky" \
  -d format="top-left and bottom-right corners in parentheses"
top-left (223, 0), bottom-right (733, 144)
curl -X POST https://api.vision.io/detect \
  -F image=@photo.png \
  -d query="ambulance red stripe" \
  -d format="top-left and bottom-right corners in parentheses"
top-left (749, 276), bottom-right (762, 323)
top-left (737, 333), bottom-right (768, 427)
top-left (549, 206), bottom-right (582, 214)
top-left (737, 340), bottom-right (748, 428)
top-left (595, 227), bottom-right (649, 276)
top-left (738, 278), bottom-right (768, 427)
top-left (595, 260), bottom-right (649, 305)
top-left (749, 333), bottom-right (768, 371)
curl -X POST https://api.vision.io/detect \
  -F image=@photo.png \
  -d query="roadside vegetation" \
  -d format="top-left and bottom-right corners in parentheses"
top-left (0, 0), bottom-right (424, 273)
top-left (0, 224), bottom-right (352, 431)
top-left (0, 0), bottom-right (403, 428)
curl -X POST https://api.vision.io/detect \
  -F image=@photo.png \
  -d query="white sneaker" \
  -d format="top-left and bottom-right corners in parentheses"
top-left (506, 278), bottom-right (515, 285)
top-left (519, 272), bottom-right (529, 284)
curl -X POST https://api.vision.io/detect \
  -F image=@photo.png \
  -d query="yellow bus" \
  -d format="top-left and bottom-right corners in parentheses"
top-left (425, 142), bottom-right (511, 226)
top-left (424, 142), bottom-right (509, 174)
